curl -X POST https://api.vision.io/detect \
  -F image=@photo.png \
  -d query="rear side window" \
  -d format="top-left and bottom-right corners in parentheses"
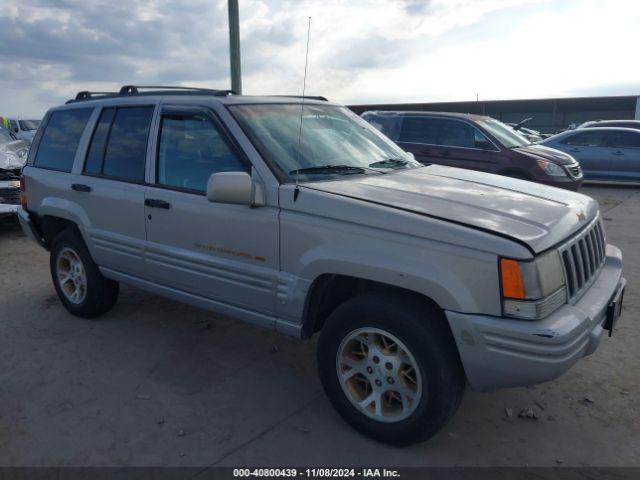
top-left (398, 117), bottom-right (439, 144)
top-left (84, 106), bottom-right (154, 182)
top-left (34, 109), bottom-right (93, 172)
top-left (562, 131), bottom-right (607, 147)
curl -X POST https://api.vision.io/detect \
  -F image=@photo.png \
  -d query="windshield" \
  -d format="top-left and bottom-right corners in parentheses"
top-left (229, 104), bottom-right (421, 181)
top-left (0, 128), bottom-right (14, 143)
top-left (478, 118), bottom-right (531, 148)
top-left (19, 119), bottom-right (40, 131)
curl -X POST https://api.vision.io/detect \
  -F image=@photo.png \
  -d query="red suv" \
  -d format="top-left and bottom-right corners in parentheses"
top-left (362, 111), bottom-right (583, 190)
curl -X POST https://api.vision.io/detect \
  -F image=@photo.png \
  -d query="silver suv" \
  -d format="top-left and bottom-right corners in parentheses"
top-left (19, 86), bottom-right (626, 445)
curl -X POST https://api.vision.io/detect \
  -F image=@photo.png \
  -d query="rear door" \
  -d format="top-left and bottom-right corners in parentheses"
top-left (77, 104), bottom-right (156, 276)
top-left (395, 115), bottom-right (441, 164)
top-left (559, 130), bottom-right (612, 179)
top-left (605, 130), bottom-right (640, 181)
top-left (143, 106), bottom-right (280, 324)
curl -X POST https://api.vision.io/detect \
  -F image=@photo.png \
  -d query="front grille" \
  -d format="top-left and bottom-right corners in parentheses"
top-left (567, 164), bottom-right (582, 178)
top-left (0, 187), bottom-right (21, 205)
top-left (560, 217), bottom-right (606, 302)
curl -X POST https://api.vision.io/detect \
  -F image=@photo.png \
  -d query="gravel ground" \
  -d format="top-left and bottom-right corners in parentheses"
top-left (0, 185), bottom-right (638, 467)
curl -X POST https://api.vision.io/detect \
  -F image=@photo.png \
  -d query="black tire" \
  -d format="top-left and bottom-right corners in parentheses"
top-left (317, 292), bottom-right (465, 445)
top-left (50, 229), bottom-right (119, 318)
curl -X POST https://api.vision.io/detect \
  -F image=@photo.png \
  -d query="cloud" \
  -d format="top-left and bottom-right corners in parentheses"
top-left (0, 0), bottom-right (638, 117)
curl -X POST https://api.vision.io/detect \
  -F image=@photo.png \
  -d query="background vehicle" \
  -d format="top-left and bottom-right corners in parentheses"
top-left (362, 111), bottom-right (582, 190)
top-left (0, 126), bottom-right (29, 218)
top-left (578, 120), bottom-right (640, 130)
top-left (542, 127), bottom-right (640, 182)
top-left (506, 117), bottom-right (545, 142)
top-left (7, 118), bottom-right (41, 142)
top-left (18, 86), bottom-right (624, 445)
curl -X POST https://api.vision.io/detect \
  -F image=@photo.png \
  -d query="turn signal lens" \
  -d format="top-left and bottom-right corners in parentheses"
top-left (500, 258), bottom-right (525, 299)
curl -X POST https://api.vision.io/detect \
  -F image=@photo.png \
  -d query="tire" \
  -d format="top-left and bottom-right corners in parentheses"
top-left (317, 292), bottom-right (465, 445)
top-left (50, 229), bottom-right (119, 318)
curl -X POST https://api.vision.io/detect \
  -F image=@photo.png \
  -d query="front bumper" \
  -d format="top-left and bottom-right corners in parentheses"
top-left (0, 179), bottom-right (21, 216)
top-left (446, 244), bottom-right (624, 391)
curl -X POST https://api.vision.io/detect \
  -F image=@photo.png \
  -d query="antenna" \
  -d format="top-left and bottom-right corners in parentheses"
top-left (294, 16), bottom-right (311, 202)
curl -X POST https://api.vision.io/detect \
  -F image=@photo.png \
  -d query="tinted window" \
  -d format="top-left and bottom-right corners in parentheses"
top-left (438, 119), bottom-right (479, 148)
top-left (563, 131), bottom-right (608, 147)
top-left (9, 120), bottom-right (18, 132)
top-left (34, 109), bottom-right (93, 172)
top-left (399, 117), bottom-right (439, 144)
top-left (19, 120), bottom-right (40, 131)
top-left (609, 131), bottom-right (640, 149)
top-left (102, 107), bottom-right (154, 182)
top-left (157, 114), bottom-right (246, 192)
top-left (84, 107), bottom-right (116, 174)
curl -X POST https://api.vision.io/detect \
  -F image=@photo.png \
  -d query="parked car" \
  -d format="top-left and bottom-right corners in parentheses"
top-left (541, 127), bottom-right (640, 182)
top-left (7, 118), bottom-right (41, 141)
top-left (578, 119), bottom-right (640, 130)
top-left (0, 126), bottom-right (29, 218)
top-left (361, 111), bottom-right (582, 190)
top-left (19, 86), bottom-right (625, 445)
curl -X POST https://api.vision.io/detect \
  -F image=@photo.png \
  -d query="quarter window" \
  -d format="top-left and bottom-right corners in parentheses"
top-left (157, 113), bottom-right (246, 192)
top-left (34, 109), bottom-right (93, 172)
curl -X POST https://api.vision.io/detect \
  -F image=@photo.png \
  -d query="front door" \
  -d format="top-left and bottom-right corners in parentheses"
top-left (143, 107), bottom-right (280, 323)
top-left (605, 129), bottom-right (640, 181)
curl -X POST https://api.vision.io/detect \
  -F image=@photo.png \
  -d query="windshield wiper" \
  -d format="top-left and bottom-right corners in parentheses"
top-left (289, 164), bottom-right (368, 176)
top-left (369, 158), bottom-right (410, 169)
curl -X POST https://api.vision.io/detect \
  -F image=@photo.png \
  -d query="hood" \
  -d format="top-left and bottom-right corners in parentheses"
top-left (513, 144), bottom-right (575, 165)
top-left (304, 165), bottom-right (597, 254)
top-left (0, 140), bottom-right (30, 170)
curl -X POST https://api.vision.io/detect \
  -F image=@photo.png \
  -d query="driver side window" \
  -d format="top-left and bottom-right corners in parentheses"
top-left (157, 113), bottom-right (247, 192)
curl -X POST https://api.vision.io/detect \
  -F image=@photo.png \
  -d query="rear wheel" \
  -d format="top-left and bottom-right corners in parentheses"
top-left (50, 229), bottom-right (119, 318)
top-left (317, 292), bottom-right (465, 445)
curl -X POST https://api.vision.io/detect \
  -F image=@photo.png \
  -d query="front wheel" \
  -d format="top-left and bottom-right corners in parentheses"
top-left (317, 292), bottom-right (465, 445)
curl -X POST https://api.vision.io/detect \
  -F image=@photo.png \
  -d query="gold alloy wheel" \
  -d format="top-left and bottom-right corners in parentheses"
top-left (336, 327), bottom-right (423, 423)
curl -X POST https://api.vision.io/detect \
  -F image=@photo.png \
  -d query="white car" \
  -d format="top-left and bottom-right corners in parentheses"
top-left (7, 118), bottom-right (41, 142)
top-left (0, 126), bottom-right (29, 218)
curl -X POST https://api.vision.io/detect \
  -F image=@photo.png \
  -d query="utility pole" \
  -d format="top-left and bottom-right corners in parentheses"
top-left (228, 0), bottom-right (242, 94)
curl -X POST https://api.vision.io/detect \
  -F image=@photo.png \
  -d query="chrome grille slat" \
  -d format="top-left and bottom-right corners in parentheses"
top-left (559, 217), bottom-right (607, 304)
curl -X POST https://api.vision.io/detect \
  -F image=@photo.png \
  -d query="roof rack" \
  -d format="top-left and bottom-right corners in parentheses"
top-left (272, 95), bottom-right (328, 101)
top-left (66, 85), bottom-right (235, 103)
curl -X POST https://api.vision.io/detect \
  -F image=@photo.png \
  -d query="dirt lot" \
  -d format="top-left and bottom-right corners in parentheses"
top-left (0, 185), bottom-right (638, 467)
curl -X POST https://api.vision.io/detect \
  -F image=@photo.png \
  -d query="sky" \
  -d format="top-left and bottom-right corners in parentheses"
top-left (1, 0), bottom-right (639, 117)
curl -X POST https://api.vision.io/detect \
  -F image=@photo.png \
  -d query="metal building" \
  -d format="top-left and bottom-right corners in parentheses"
top-left (349, 95), bottom-right (640, 134)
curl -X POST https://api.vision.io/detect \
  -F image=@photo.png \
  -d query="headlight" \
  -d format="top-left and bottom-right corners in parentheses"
top-left (500, 250), bottom-right (566, 319)
top-left (537, 159), bottom-right (566, 177)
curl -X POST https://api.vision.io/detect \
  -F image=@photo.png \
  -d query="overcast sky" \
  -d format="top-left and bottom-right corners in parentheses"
top-left (1, 0), bottom-right (639, 117)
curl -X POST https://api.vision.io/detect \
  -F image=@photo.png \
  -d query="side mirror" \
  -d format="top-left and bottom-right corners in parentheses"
top-left (206, 171), bottom-right (265, 207)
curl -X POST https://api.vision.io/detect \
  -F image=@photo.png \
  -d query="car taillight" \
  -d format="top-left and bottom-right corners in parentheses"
top-left (20, 175), bottom-right (27, 210)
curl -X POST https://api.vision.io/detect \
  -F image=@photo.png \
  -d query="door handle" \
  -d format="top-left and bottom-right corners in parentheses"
top-left (441, 150), bottom-right (451, 157)
top-left (612, 151), bottom-right (624, 156)
top-left (145, 198), bottom-right (171, 209)
top-left (569, 148), bottom-right (581, 152)
top-left (71, 183), bottom-right (92, 192)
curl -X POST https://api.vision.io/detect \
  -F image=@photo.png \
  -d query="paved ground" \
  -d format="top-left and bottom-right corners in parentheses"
top-left (0, 185), bottom-right (638, 467)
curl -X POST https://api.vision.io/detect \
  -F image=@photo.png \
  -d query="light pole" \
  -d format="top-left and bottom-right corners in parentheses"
top-left (228, 0), bottom-right (242, 94)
